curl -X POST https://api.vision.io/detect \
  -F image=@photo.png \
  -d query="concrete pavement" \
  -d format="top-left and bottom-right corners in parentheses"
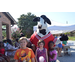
top-left (56, 41), bottom-right (75, 62)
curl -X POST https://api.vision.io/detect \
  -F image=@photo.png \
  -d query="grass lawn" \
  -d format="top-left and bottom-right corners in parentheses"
top-left (69, 36), bottom-right (75, 41)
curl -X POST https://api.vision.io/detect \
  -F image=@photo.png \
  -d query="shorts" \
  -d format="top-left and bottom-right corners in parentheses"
top-left (58, 44), bottom-right (62, 48)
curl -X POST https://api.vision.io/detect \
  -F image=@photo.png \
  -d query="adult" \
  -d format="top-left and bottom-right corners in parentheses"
top-left (62, 34), bottom-right (68, 45)
top-left (30, 15), bottom-right (57, 50)
top-left (6, 39), bottom-right (19, 56)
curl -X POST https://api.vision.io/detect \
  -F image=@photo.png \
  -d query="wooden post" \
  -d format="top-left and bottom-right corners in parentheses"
top-left (6, 24), bottom-right (11, 39)
top-left (0, 21), bottom-right (2, 41)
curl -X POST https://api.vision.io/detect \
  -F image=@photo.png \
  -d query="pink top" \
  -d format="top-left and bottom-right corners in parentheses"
top-left (49, 50), bottom-right (57, 61)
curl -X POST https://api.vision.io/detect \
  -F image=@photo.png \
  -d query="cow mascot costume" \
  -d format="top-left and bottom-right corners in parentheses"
top-left (30, 15), bottom-right (57, 50)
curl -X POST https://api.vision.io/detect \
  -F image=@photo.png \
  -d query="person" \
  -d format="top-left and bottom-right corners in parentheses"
top-left (6, 39), bottom-right (19, 56)
top-left (27, 40), bottom-right (32, 48)
top-left (15, 38), bottom-right (20, 48)
top-left (62, 41), bottom-right (67, 45)
top-left (61, 34), bottom-right (69, 54)
top-left (56, 34), bottom-right (62, 57)
top-left (31, 44), bottom-right (36, 54)
top-left (14, 37), bottom-right (35, 62)
top-left (0, 41), bottom-right (5, 55)
top-left (62, 34), bottom-right (68, 45)
top-left (57, 41), bottom-right (62, 57)
top-left (3, 40), bottom-right (7, 48)
top-left (48, 41), bottom-right (57, 62)
top-left (35, 39), bottom-right (48, 62)
top-left (0, 41), bottom-right (10, 62)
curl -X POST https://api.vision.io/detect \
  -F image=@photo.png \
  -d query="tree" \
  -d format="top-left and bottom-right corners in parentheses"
top-left (11, 25), bottom-right (22, 40)
top-left (18, 12), bottom-right (37, 38)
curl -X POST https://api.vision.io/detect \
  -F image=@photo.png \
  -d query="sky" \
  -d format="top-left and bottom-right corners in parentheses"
top-left (10, 12), bottom-right (75, 25)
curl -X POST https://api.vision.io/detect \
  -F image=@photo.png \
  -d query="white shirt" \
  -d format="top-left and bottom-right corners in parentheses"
top-left (55, 36), bottom-right (62, 45)
top-left (7, 43), bottom-right (18, 50)
top-left (4, 43), bottom-right (7, 47)
top-left (5, 43), bottom-right (19, 56)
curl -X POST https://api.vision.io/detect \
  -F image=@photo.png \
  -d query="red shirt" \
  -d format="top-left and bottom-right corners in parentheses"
top-left (0, 48), bottom-right (5, 55)
top-left (30, 32), bottom-right (56, 50)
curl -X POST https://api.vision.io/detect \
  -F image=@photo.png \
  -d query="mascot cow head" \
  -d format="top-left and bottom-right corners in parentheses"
top-left (33, 15), bottom-right (51, 37)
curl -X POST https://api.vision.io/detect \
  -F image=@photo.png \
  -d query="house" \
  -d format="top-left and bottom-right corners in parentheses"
top-left (0, 12), bottom-right (17, 41)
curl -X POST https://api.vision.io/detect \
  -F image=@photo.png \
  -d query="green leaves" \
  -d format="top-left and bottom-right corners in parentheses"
top-left (18, 12), bottom-right (37, 38)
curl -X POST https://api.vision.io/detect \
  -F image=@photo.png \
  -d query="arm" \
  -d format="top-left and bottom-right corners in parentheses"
top-left (46, 49), bottom-right (48, 62)
top-left (31, 49), bottom-right (35, 62)
top-left (5, 49), bottom-right (15, 51)
top-left (48, 51), bottom-right (55, 59)
top-left (31, 58), bottom-right (35, 62)
top-left (35, 49), bottom-right (37, 62)
top-left (50, 54), bottom-right (55, 59)
top-left (8, 44), bottom-right (18, 50)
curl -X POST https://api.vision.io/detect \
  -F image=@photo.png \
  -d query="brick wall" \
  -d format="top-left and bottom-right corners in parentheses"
top-left (0, 12), bottom-right (11, 41)
top-left (0, 12), bottom-right (11, 24)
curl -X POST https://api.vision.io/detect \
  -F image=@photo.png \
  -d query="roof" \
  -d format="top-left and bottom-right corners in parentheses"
top-left (2, 12), bottom-right (17, 25)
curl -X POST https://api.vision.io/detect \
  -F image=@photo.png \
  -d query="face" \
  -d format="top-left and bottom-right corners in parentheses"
top-left (20, 40), bottom-right (27, 48)
top-left (38, 17), bottom-right (47, 30)
top-left (49, 43), bottom-right (54, 49)
top-left (27, 42), bottom-right (31, 48)
top-left (38, 42), bottom-right (44, 48)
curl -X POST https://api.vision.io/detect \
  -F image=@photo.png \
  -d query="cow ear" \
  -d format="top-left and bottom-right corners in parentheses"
top-left (46, 18), bottom-right (51, 25)
top-left (33, 17), bottom-right (40, 22)
top-left (41, 15), bottom-right (51, 25)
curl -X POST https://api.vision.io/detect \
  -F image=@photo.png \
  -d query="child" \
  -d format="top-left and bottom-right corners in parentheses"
top-left (0, 41), bottom-right (10, 62)
top-left (6, 39), bottom-right (19, 56)
top-left (14, 37), bottom-right (35, 62)
top-left (35, 40), bottom-right (48, 62)
top-left (27, 40), bottom-right (32, 48)
top-left (48, 41), bottom-right (57, 62)
top-left (57, 41), bottom-right (62, 57)
top-left (0, 41), bottom-right (5, 55)
top-left (31, 44), bottom-right (36, 54)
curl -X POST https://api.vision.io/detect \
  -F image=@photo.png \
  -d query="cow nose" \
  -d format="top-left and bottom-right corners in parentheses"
top-left (38, 25), bottom-right (42, 29)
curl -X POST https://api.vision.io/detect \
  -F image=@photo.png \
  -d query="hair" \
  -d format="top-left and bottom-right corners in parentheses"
top-left (0, 41), bottom-right (4, 47)
top-left (7, 39), bottom-right (13, 46)
top-left (19, 37), bottom-right (28, 42)
top-left (27, 40), bottom-right (32, 48)
top-left (37, 39), bottom-right (45, 47)
top-left (48, 41), bottom-right (54, 50)
top-left (3, 40), bottom-right (7, 43)
top-left (19, 34), bottom-right (25, 38)
top-left (60, 34), bottom-right (62, 36)
top-left (16, 38), bottom-right (19, 42)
